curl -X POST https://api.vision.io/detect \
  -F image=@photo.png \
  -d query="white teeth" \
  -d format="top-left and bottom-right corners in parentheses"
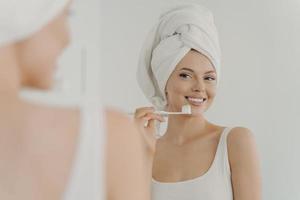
top-left (188, 97), bottom-right (205, 103)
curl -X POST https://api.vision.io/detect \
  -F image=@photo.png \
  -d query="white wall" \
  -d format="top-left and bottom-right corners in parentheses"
top-left (100, 0), bottom-right (300, 199)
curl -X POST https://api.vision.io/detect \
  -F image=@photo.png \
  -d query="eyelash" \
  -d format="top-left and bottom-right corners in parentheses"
top-left (204, 76), bottom-right (216, 81)
top-left (179, 73), bottom-right (192, 79)
top-left (179, 73), bottom-right (216, 81)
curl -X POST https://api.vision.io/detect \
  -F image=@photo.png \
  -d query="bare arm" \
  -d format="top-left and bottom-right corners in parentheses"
top-left (106, 109), bottom-right (151, 200)
top-left (228, 127), bottom-right (262, 200)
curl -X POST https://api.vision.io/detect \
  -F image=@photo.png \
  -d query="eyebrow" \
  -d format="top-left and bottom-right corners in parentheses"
top-left (179, 67), bottom-right (216, 74)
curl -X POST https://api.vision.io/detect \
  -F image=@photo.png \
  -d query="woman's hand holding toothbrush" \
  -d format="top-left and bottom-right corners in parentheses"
top-left (134, 107), bottom-right (165, 156)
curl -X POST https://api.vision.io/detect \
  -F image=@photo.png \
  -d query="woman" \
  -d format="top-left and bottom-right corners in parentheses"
top-left (0, 1), bottom-right (150, 200)
top-left (135, 4), bottom-right (262, 200)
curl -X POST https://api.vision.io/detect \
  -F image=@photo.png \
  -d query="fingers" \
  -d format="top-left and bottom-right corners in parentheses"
top-left (134, 107), bottom-right (165, 129)
top-left (138, 112), bottom-right (165, 125)
top-left (135, 107), bottom-right (164, 121)
top-left (134, 107), bottom-right (155, 118)
top-left (133, 107), bottom-right (163, 154)
top-left (143, 111), bottom-right (164, 120)
top-left (147, 118), bottom-right (158, 130)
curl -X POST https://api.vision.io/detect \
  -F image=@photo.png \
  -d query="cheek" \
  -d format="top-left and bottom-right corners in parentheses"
top-left (166, 80), bottom-right (189, 104)
top-left (170, 84), bottom-right (186, 94)
top-left (18, 37), bottom-right (60, 83)
top-left (167, 76), bottom-right (190, 92)
top-left (29, 30), bottom-right (62, 59)
top-left (30, 41), bottom-right (58, 69)
top-left (36, 20), bottom-right (70, 61)
top-left (206, 85), bottom-right (217, 100)
top-left (54, 18), bottom-right (70, 48)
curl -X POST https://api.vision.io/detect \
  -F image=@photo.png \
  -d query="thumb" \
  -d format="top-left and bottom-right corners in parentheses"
top-left (147, 119), bottom-right (158, 134)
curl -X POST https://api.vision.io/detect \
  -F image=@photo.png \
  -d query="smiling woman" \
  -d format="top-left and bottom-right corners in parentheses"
top-left (100, 0), bottom-right (300, 198)
top-left (165, 50), bottom-right (217, 115)
top-left (134, 3), bottom-right (262, 200)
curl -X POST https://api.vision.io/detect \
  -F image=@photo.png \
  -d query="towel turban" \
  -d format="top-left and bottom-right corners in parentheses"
top-left (0, 0), bottom-right (70, 47)
top-left (137, 4), bottom-right (221, 110)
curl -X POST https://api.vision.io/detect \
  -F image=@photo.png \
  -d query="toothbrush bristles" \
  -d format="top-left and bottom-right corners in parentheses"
top-left (181, 104), bottom-right (192, 114)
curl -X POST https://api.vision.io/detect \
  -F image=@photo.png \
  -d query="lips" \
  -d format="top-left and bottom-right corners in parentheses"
top-left (185, 96), bottom-right (207, 106)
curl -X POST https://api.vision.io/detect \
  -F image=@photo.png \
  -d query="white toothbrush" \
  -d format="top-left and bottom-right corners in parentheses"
top-left (129, 104), bottom-right (191, 116)
top-left (154, 104), bottom-right (191, 116)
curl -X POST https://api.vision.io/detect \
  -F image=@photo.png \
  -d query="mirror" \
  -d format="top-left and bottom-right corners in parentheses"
top-left (100, 0), bottom-right (300, 199)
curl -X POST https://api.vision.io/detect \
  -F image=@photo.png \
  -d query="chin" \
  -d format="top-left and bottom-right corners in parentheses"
top-left (189, 105), bottom-right (207, 116)
top-left (191, 110), bottom-right (204, 117)
top-left (30, 79), bottom-right (53, 90)
top-left (38, 84), bottom-right (53, 90)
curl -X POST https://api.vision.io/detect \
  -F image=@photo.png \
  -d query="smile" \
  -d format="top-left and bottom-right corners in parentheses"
top-left (185, 96), bottom-right (207, 105)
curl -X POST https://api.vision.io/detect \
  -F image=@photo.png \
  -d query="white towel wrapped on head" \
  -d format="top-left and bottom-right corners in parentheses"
top-left (0, 0), bottom-right (70, 47)
top-left (137, 4), bottom-right (221, 110)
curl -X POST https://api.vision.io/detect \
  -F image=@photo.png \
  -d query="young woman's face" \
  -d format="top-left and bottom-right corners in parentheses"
top-left (16, 5), bottom-right (71, 89)
top-left (165, 50), bottom-right (217, 116)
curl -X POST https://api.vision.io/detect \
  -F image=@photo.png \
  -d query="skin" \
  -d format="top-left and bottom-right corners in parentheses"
top-left (134, 50), bottom-right (262, 200)
top-left (0, 3), bottom-right (150, 200)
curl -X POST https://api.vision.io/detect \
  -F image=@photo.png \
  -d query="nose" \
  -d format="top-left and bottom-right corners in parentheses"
top-left (192, 79), bottom-right (205, 92)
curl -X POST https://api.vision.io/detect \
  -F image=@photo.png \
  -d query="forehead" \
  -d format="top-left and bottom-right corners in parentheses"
top-left (175, 50), bottom-right (215, 73)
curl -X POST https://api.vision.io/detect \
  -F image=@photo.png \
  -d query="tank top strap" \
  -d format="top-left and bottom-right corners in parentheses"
top-left (214, 127), bottom-right (234, 176)
top-left (63, 99), bottom-right (106, 200)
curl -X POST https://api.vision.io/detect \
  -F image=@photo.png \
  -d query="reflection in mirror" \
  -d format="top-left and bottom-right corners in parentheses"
top-left (100, 0), bottom-right (300, 199)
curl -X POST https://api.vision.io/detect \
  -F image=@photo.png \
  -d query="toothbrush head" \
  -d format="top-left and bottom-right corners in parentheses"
top-left (181, 104), bottom-right (192, 114)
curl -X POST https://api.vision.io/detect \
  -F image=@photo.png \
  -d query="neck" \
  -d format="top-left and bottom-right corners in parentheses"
top-left (0, 45), bottom-right (21, 99)
top-left (163, 114), bottom-right (210, 145)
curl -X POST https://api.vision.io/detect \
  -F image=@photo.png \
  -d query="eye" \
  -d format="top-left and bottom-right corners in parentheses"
top-left (204, 76), bottom-right (216, 81)
top-left (179, 73), bottom-right (192, 79)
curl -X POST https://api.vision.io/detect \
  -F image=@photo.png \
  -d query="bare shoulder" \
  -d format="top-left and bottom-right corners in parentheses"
top-left (104, 108), bottom-right (150, 200)
top-left (23, 103), bottom-right (80, 140)
top-left (227, 127), bottom-right (259, 165)
top-left (105, 108), bottom-right (130, 125)
top-left (227, 127), bottom-right (256, 146)
top-left (105, 107), bottom-right (137, 135)
top-left (227, 127), bottom-right (262, 198)
top-left (104, 107), bottom-right (142, 153)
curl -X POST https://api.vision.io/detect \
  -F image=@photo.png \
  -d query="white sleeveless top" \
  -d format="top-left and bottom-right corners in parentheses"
top-left (152, 127), bottom-right (233, 200)
top-left (63, 101), bottom-right (106, 200)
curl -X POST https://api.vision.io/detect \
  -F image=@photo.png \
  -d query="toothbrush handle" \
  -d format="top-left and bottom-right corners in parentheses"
top-left (154, 111), bottom-right (169, 115)
top-left (127, 111), bottom-right (184, 116)
top-left (154, 111), bottom-right (183, 115)
top-left (127, 111), bottom-right (169, 115)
